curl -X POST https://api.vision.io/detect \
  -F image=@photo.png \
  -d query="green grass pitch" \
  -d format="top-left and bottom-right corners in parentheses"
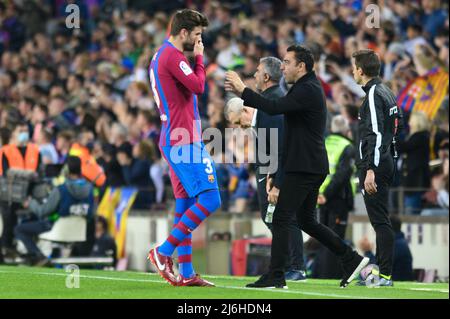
top-left (0, 265), bottom-right (447, 299)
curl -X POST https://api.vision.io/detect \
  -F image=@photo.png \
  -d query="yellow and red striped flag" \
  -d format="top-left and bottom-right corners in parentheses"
top-left (397, 67), bottom-right (449, 119)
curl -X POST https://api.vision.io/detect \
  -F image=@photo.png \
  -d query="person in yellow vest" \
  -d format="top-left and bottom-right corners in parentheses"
top-left (68, 129), bottom-right (106, 188)
top-left (314, 115), bottom-right (357, 279)
top-left (0, 121), bottom-right (41, 262)
top-left (317, 115), bottom-right (357, 236)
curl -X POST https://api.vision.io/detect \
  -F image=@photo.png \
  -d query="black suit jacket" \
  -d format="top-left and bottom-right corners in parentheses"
top-left (255, 85), bottom-right (285, 188)
top-left (242, 71), bottom-right (329, 175)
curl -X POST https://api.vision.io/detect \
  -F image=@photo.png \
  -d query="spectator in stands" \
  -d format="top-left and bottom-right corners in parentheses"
top-left (0, 0), bottom-right (447, 227)
top-left (149, 156), bottom-right (166, 210)
top-left (17, 97), bottom-right (34, 123)
top-left (0, 3), bottom-right (26, 52)
top-left (389, 215), bottom-right (414, 281)
top-left (117, 141), bottom-right (154, 209)
top-left (358, 214), bottom-right (414, 282)
top-left (435, 157), bottom-right (449, 210)
top-left (228, 164), bottom-right (251, 213)
top-left (90, 215), bottom-right (117, 268)
top-left (215, 153), bottom-right (230, 212)
top-left (397, 111), bottom-right (431, 215)
top-left (136, 109), bottom-right (160, 149)
top-left (214, 31), bottom-right (242, 72)
top-left (55, 130), bottom-right (74, 164)
top-left (98, 142), bottom-right (125, 188)
top-left (415, 0), bottom-right (448, 39)
top-left (430, 99), bottom-right (449, 160)
top-left (341, 104), bottom-right (360, 146)
top-left (423, 156), bottom-right (449, 215)
top-left (31, 103), bottom-right (49, 143)
top-left (358, 236), bottom-right (377, 265)
top-left (109, 122), bottom-right (129, 150)
top-left (404, 24), bottom-right (428, 56)
top-left (37, 128), bottom-right (58, 165)
top-left (135, 109), bottom-right (165, 207)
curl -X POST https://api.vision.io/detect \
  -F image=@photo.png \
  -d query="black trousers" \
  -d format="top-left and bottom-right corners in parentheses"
top-left (270, 172), bottom-right (352, 278)
top-left (1, 202), bottom-right (20, 249)
top-left (359, 157), bottom-right (395, 277)
top-left (256, 169), bottom-right (304, 271)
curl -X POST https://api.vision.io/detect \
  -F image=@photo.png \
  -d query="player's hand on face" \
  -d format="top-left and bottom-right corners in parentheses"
top-left (224, 71), bottom-right (246, 96)
top-left (364, 169), bottom-right (377, 195)
top-left (194, 38), bottom-right (204, 56)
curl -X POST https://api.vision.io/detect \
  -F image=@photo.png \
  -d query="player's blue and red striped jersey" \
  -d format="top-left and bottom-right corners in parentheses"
top-left (149, 40), bottom-right (205, 147)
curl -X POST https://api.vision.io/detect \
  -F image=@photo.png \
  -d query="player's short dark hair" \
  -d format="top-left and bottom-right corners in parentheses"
top-left (286, 45), bottom-right (314, 72)
top-left (170, 9), bottom-right (209, 36)
top-left (351, 49), bottom-right (381, 77)
top-left (67, 155), bottom-right (82, 176)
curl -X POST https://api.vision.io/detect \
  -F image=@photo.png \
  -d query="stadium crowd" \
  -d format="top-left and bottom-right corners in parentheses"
top-left (0, 0), bottom-right (448, 220)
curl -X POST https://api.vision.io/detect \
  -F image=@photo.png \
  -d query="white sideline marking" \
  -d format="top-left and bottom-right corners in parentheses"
top-left (0, 270), bottom-right (375, 299)
top-left (2, 270), bottom-right (448, 296)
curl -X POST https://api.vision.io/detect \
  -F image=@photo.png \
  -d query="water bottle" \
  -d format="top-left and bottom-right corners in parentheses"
top-left (265, 203), bottom-right (276, 223)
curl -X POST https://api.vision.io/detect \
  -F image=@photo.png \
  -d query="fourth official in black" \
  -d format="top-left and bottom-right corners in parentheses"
top-left (351, 49), bottom-right (403, 287)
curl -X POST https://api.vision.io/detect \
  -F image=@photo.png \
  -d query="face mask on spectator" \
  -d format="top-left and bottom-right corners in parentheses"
top-left (18, 132), bottom-right (30, 144)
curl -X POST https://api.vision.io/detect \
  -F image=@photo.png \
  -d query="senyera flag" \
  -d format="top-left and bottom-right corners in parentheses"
top-left (98, 186), bottom-right (137, 259)
top-left (397, 67), bottom-right (449, 119)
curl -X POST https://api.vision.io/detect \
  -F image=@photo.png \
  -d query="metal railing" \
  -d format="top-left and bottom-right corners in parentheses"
top-left (388, 186), bottom-right (447, 215)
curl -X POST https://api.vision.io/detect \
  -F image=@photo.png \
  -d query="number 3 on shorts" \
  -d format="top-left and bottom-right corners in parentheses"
top-left (203, 158), bottom-right (213, 174)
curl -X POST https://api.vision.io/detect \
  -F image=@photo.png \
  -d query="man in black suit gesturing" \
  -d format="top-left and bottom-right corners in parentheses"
top-left (225, 45), bottom-right (368, 289)
top-left (224, 57), bottom-right (306, 281)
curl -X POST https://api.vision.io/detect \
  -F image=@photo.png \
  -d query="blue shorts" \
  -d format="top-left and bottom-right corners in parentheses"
top-left (161, 142), bottom-right (219, 198)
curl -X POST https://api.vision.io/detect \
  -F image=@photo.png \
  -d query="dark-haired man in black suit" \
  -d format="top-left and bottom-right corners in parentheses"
top-left (225, 57), bottom-right (306, 281)
top-left (226, 45), bottom-right (368, 289)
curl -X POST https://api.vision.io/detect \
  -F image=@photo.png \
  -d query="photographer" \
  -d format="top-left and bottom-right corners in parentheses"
top-left (14, 156), bottom-right (94, 266)
top-left (0, 121), bottom-right (41, 261)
